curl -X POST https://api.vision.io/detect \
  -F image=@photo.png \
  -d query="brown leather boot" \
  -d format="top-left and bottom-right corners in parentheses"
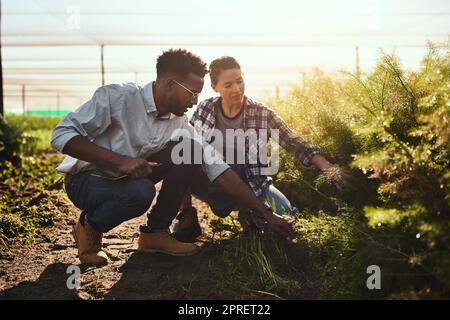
top-left (138, 226), bottom-right (201, 256)
top-left (171, 207), bottom-right (202, 243)
top-left (72, 213), bottom-right (109, 266)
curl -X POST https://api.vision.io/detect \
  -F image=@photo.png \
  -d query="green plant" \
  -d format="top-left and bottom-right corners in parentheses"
top-left (266, 44), bottom-right (449, 298)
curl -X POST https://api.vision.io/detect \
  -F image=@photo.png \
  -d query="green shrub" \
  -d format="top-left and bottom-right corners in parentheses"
top-left (0, 116), bottom-right (34, 163)
top-left (0, 214), bottom-right (34, 247)
top-left (268, 44), bottom-right (449, 298)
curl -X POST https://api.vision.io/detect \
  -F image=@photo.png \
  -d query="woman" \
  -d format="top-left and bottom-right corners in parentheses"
top-left (172, 56), bottom-right (345, 241)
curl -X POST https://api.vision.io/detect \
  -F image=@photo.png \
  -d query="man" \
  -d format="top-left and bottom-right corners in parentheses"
top-left (51, 49), bottom-right (293, 266)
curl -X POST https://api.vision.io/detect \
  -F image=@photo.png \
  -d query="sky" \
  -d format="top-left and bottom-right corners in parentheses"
top-left (3, 0), bottom-right (450, 113)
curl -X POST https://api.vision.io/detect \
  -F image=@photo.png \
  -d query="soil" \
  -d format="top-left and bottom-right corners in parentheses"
top-left (0, 183), bottom-right (238, 300)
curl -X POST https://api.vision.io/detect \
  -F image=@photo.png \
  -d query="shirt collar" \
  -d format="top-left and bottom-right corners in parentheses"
top-left (214, 95), bottom-right (248, 113)
top-left (140, 81), bottom-right (174, 120)
top-left (141, 82), bottom-right (157, 114)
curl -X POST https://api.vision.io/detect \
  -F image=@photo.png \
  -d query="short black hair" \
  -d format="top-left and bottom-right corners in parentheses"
top-left (156, 48), bottom-right (208, 80)
top-left (209, 56), bottom-right (241, 85)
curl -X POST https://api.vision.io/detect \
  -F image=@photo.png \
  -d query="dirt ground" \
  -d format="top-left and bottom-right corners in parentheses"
top-left (0, 182), bottom-right (247, 300)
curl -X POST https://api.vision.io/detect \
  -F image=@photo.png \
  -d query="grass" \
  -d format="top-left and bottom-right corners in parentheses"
top-left (0, 115), bottom-right (68, 253)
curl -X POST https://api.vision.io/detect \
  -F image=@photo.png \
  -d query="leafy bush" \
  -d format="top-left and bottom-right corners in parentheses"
top-left (4, 116), bottom-right (62, 154)
top-left (0, 116), bottom-right (32, 163)
top-left (267, 44), bottom-right (449, 298)
top-left (350, 46), bottom-right (450, 292)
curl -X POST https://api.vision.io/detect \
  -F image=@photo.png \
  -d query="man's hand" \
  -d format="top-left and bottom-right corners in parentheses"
top-left (262, 211), bottom-right (295, 242)
top-left (61, 136), bottom-right (160, 179)
top-left (117, 156), bottom-right (160, 179)
top-left (215, 169), bottom-right (295, 242)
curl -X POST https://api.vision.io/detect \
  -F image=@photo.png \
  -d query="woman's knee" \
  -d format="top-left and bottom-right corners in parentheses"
top-left (262, 185), bottom-right (297, 215)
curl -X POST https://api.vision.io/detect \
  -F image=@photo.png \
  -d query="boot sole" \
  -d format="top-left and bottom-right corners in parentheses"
top-left (72, 225), bottom-right (79, 247)
top-left (79, 258), bottom-right (108, 267)
top-left (137, 248), bottom-right (201, 256)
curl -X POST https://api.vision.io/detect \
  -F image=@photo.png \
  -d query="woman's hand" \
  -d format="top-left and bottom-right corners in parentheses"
top-left (322, 165), bottom-right (352, 193)
top-left (310, 155), bottom-right (352, 192)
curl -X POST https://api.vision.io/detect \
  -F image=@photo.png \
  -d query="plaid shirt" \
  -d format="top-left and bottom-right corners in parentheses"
top-left (190, 96), bottom-right (321, 197)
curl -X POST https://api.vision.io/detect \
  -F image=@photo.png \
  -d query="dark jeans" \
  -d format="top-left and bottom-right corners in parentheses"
top-left (65, 141), bottom-right (200, 233)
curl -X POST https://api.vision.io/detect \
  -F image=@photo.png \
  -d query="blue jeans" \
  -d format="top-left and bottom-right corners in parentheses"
top-left (189, 164), bottom-right (297, 219)
top-left (65, 141), bottom-right (200, 233)
top-left (66, 173), bottom-right (155, 233)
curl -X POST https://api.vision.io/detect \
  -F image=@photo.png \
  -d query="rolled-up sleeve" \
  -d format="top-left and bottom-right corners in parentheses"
top-left (202, 160), bottom-right (229, 182)
top-left (50, 87), bottom-right (112, 153)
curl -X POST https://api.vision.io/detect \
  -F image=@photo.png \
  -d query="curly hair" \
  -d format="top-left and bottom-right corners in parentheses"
top-left (209, 56), bottom-right (241, 85)
top-left (156, 48), bottom-right (208, 79)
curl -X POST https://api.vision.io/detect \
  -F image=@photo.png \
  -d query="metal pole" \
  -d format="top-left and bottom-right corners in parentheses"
top-left (57, 92), bottom-right (60, 116)
top-left (301, 71), bottom-right (306, 90)
top-left (22, 84), bottom-right (26, 115)
top-left (0, 0), bottom-right (4, 117)
top-left (356, 46), bottom-right (361, 79)
top-left (101, 44), bottom-right (105, 86)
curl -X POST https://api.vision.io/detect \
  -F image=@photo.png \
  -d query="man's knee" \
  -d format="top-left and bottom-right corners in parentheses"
top-left (120, 179), bottom-right (155, 215)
